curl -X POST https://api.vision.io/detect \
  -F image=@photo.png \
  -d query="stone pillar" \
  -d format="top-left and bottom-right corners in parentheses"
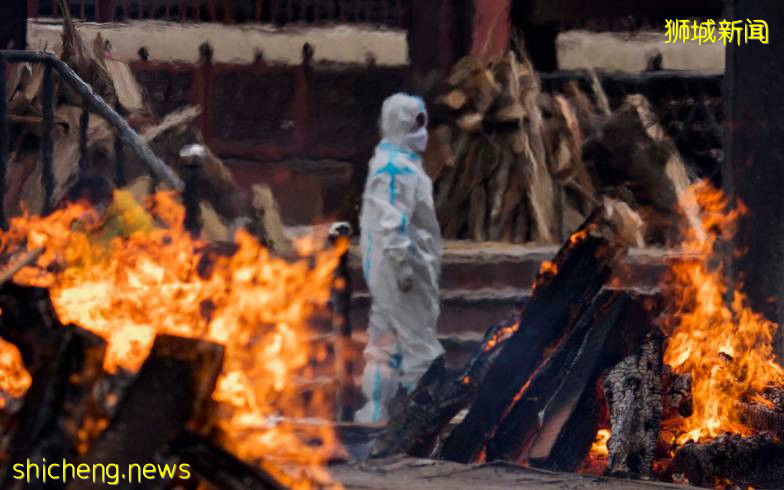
top-left (95, 0), bottom-right (116, 22)
top-left (407, 0), bottom-right (474, 83)
top-left (722, 0), bottom-right (784, 352)
top-left (471, 0), bottom-right (512, 60)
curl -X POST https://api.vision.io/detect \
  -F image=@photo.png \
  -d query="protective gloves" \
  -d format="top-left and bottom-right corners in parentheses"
top-left (389, 251), bottom-right (414, 293)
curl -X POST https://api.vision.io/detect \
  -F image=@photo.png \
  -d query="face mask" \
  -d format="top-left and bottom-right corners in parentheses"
top-left (404, 126), bottom-right (429, 152)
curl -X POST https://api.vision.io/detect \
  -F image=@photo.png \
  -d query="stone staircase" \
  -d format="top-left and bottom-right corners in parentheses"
top-left (347, 241), bottom-right (675, 364)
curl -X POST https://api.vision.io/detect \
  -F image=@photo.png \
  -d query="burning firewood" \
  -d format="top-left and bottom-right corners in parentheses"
top-left (662, 368), bottom-right (693, 421)
top-left (603, 329), bottom-right (664, 479)
top-left (167, 431), bottom-right (287, 490)
top-left (670, 433), bottom-right (784, 488)
top-left (0, 284), bottom-right (63, 368)
top-left (439, 210), bottom-right (628, 463)
top-left (0, 323), bottom-right (105, 489)
top-left (68, 335), bottom-right (224, 490)
top-left (486, 290), bottom-right (663, 471)
top-left (372, 203), bottom-right (651, 465)
top-left (369, 312), bottom-right (520, 459)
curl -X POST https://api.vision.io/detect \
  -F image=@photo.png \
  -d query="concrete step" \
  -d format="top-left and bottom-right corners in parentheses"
top-left (350, 288), bottom-right (526, 337)
top-left (348, 241), bottom-right (677, 293)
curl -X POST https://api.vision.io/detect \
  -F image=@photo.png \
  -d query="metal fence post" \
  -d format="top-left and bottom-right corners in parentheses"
top-left (0, 53), bottom-right (7, 229)
top-left (41, 60), bottom-right (54, 214)
top-left (328, 222), bottom-right (354, 422)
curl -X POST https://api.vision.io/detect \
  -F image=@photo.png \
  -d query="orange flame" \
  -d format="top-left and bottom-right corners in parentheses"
top-left (664, 181), bottom-right (784, 445)
top-left (590, 428), bottom-right (610, 458)
top-left (0, 338), bottom-right (32, 409)
top-left (0, 191), bottom-right (344, 488)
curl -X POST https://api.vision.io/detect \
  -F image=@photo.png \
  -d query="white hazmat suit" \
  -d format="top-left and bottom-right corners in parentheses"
top-left (355, 93), bottom-right (445, 424)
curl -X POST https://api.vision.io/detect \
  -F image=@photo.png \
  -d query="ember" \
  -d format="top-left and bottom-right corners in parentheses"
top-left (0, 191), bottom-right (344, 488)
top-left (591, 429), bottom-right (611, 458)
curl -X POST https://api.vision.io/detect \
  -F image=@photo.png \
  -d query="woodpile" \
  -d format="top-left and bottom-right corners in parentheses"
top-left (0, 283), bottom-right (289, 489)
top-left (3, 2), bottom-right (289, 250)
top-left (425, 49), bottom-right (695, 246)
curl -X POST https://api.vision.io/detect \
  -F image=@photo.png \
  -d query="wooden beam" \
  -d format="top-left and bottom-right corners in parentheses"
top-left (440, 214), bottom-right (624, 463)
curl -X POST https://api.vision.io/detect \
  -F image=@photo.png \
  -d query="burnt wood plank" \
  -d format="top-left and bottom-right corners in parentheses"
top-left (370, 310), bottom-right (520, 459)
top-left (0, 325), bottom-right (106, 490)
top-left (440, 216), bottom-right (623, 463)
top-left (67, 335), bottom-right (223, 490)
top-left (486, 289), bottom-right (624, 464)
top-left (0, 284), bottom-right (62, 368)
top-left (166, 430), bottom-right (285, 490)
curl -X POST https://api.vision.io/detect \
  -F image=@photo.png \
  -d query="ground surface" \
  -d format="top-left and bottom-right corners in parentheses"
top-left (330, 457), bottom-right (699, 489)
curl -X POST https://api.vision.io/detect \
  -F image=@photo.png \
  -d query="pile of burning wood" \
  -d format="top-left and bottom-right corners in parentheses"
top-left (425, 48), bottom-right (694, 246)
top-left (369, 180), bottom-right (784, 489)
top-left (0, 195), bottom-right (346, 489)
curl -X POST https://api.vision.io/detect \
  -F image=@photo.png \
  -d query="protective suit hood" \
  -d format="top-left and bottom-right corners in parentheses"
top-left (380, 93), bottom-right (428, 152)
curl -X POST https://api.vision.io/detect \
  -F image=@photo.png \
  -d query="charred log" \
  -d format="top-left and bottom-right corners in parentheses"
top-left (603, 329), bottom-right (664, 479)
top-left (524, 291), bottom-right (630, 471)
top-left (440, 214), bottom-right (625, 463)
top-left (166, 430), bottom-right (285, 490)
top-left (662, 367), bottom-right (693, 420)
top-left (0, 284), bottom-right (62, 368)
top-left (68, 335), bottom-right (223, 490)
top-left (0, 325), bottom-right (106, 490)
top-left (370, 311), bottom-right (520, 458)
top-left (670, 433), bottom-right (784, 489)
top-left (735, 399), bottom-right (784, 435)
top-left (497, 290), bottom-right (659, 471)
top-left (486, 289), bottom-right (623, 463)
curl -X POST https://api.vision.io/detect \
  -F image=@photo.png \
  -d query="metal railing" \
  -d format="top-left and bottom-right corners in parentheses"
top-left (0, 50), bottom-right (183, 227)
top-left (30, 0), bottom-right (409, 27)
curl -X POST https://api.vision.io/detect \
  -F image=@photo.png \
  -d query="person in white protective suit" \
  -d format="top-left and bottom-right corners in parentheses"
top-left (355, 93), bottom-right (445, 424)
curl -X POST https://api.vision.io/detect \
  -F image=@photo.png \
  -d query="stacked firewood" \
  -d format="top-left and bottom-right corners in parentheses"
top-left (425, 49), bottom-right (694, 246)
top-left (3, 2), bottom-right (289, 251)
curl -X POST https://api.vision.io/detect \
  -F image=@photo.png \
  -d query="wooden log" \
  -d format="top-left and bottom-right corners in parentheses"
top-left (522, 89), bottom-right (560, 244)
top-left (0, 325), bottom-right (106, 490)
top-left (166, 430), bottom-right (286, 490)
top-left (68, 335), bottom-right (223, 490)
top-left (486, 290), bottom-right (661, 469)
top-left (485, 289), bottom-right (621, 463)
top-left (370, 312), bottom-right (520, 459)
top-left (588, 69), bottom-right (612, 116)
top-left (670, 433), bottom-right (784, 489)
top-left (582, 101), bottom-right (682, 244)
top-left (486, 150), bottom-right (511, 241)
top-left (603, 329), bottom-right (664, 479)
top-left (0, 283), bottom-right (62, 368)
top-left (662, 367), bottom-right (693, 421)
top-left (735, 399), bottom-right (784, 434)
top-left (467, 184), bottom-right (487, 241)
top-left (439, 213), bottom-right (625, 463)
